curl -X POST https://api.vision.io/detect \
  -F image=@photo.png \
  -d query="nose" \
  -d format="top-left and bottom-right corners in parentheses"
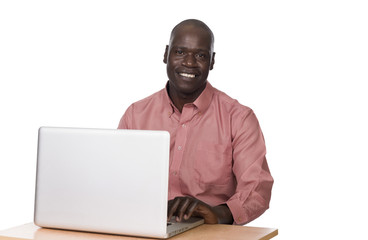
top-left (182, 53), bottom-right (197, 67)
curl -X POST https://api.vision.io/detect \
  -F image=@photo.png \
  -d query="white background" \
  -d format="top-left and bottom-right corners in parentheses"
top-left (1, 1), bottom-right (367, 239)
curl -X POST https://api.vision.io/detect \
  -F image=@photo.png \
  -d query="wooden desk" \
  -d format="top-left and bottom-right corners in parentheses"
top-left (0, 223), bottom-right (278, 240)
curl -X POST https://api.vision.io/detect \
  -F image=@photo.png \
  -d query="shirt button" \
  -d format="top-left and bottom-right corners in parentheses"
top-left (182, 124), bottom-right (186, 128)
top-left (173, 171), bottom-right (177, 176)
top-left (177, 146), bottom-right (182, 150)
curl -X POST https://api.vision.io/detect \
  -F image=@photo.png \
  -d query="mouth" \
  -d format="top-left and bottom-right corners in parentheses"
top-left (178, 72), bottom-right (198, 79)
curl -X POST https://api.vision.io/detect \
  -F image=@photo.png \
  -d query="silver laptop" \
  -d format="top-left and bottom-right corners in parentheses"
top-left (34, 127), bottom-right (204, 238)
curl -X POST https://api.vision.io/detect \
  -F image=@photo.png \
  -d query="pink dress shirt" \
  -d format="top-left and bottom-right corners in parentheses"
top-left (118, 82), bottom-right (273, 225)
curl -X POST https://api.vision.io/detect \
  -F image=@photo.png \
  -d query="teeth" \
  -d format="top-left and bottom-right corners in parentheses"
top-left (179, 73), bottom-right (196, 78)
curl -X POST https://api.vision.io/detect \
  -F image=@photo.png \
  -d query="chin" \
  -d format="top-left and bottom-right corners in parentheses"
top-left (174, 79), bottom-right (205, 95)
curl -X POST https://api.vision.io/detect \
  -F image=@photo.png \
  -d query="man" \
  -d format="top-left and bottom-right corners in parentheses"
top-left (118, 19), bottom-right (273, 225)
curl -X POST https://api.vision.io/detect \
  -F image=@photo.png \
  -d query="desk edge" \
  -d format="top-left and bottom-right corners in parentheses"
top-left (259, 228), bottom-right (278, 240)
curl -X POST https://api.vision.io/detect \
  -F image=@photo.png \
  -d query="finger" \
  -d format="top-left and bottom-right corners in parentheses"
top-left (167, 199), bottom-right (174, 211)
top-left (177, 198), bottom-right (191, 222)
top-left (194, 203), bottom-right (219, 224)
top-left (184, 201), bottom-right (199, 220)
top-left (167, 198), bottom-right (181, 221)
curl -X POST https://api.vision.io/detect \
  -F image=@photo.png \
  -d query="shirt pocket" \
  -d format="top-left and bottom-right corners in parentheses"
top-left (194, 141), bottom-right (233, 185)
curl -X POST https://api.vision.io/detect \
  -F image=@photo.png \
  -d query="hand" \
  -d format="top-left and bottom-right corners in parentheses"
top-left (167, 196), bottom-right (233, 224)
top-left (168, 196), bottom-right (218, 224)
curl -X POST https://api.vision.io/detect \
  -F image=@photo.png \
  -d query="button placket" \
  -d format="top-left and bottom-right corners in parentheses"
top-left (170, 110), bottom-right (191, 182)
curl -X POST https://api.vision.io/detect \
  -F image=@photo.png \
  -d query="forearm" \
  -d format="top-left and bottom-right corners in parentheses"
top-left (227, 180), bottom-right (273, 225)
top-left (213, 204), bottom-right (233, 224)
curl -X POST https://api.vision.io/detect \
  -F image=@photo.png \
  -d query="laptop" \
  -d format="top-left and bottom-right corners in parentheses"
top-left (34, 127), bottom-right (204, 238)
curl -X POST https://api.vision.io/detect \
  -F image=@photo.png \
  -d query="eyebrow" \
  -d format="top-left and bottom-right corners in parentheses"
top-left (172, 46), bottom-right (210, 52)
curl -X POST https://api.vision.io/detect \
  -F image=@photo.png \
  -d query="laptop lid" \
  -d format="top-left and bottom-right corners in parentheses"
top-left (34, 127), bottom-right (170, 238)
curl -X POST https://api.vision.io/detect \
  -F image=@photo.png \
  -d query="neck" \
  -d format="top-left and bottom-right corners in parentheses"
top-left (167, 82), bottom-right (206, 113)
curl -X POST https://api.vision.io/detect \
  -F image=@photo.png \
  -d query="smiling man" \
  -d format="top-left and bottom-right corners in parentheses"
top-left (118, 19), bottom-right (273, 225)
top-left (163, 20), bottom-right (214, 113)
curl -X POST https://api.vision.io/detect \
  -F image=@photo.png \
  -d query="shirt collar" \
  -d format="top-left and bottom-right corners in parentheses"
top-left (193, 81), bottom-right (214, 113)
top-left (164, 81), bottom-right (214, 114)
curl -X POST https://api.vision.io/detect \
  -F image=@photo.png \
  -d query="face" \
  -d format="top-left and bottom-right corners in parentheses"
top-left (164, 26), bottom-right (215, 97)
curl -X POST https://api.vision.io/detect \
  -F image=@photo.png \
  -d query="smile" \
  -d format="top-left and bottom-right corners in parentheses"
top-left (179, 73), bottom-right (196, 78)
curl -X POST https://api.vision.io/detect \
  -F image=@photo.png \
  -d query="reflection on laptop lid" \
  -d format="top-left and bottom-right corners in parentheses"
top-left (34, 127), bottom-right (203, 239)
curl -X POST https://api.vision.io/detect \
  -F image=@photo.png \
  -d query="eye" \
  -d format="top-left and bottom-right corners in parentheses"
top-left (196, 53), bottom-right (207, 59)
top-left (175, 50), bottom-right (184, 55)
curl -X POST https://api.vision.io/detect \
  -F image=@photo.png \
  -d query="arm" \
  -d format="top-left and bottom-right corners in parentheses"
top-left (227, 109), bottom-right (274, 224)
top-left (167, 196), bottom-right (233, 224)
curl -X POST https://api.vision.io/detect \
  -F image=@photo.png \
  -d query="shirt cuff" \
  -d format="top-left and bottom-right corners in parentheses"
top-left (227, 192), bottom-right (269, 225)
top-left (226, 197), bottom-right (247, 225)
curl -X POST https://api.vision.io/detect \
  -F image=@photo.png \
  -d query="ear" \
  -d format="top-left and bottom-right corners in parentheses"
top-left (210, 52), bottom-right (215, 70)
top-left (163, 45), bottom-right (169, 64)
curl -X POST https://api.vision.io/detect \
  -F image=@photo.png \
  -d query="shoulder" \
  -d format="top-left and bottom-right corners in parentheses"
top-left (118, 88), bottom-right (167, 129)
top-left (128, 88), bottom-right (167, 113)
top-left (211, 86), bottom-right (254, 118)
top-left (210, 87), bottom-right (263, 141)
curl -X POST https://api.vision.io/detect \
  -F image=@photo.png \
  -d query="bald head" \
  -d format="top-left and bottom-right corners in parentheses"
top-left (169, 19), bottom-right (214, 52)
